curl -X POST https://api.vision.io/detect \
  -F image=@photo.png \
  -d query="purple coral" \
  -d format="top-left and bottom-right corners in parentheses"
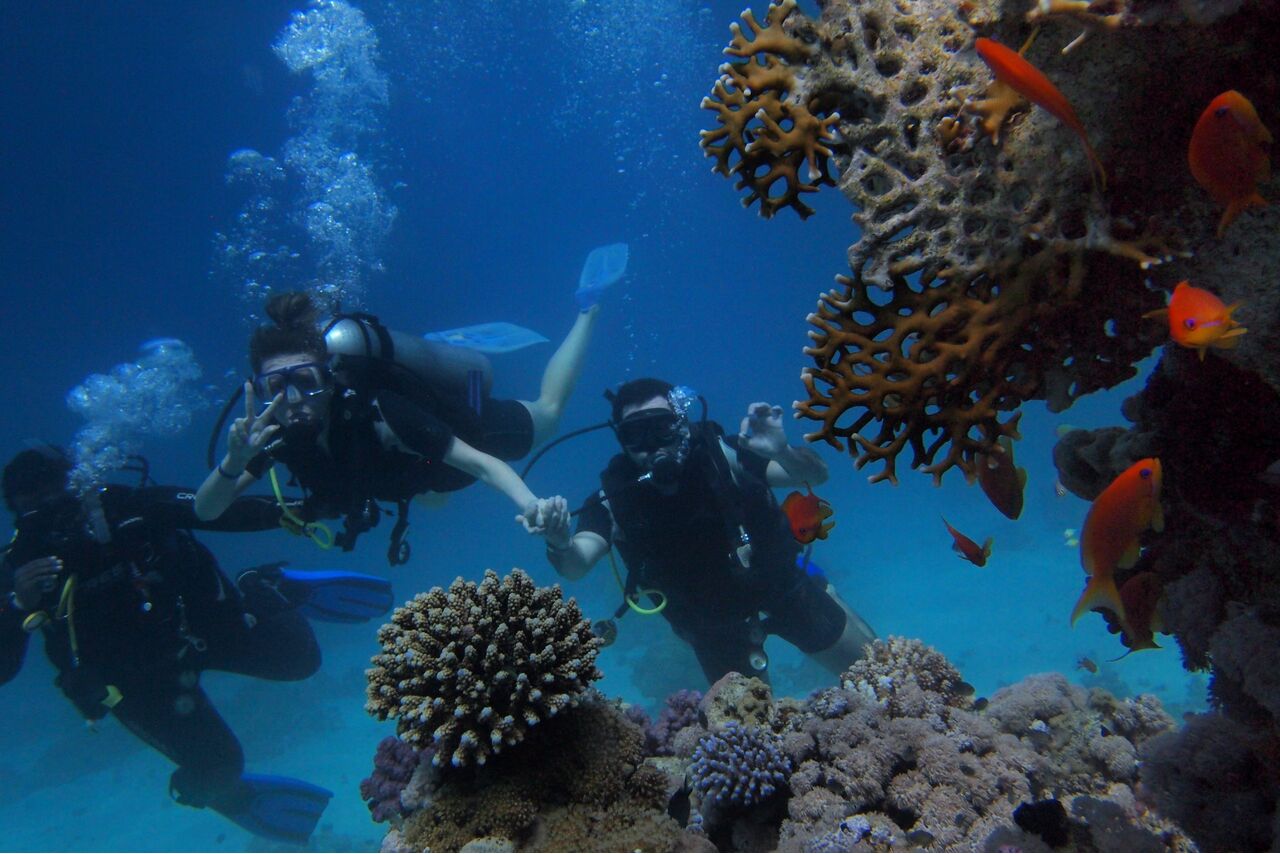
top-left (649, 689), bottom-right (703, 756)
top-left (360, 736), bottom-right (423, 823)
top-left (690, 721), bottom-right (792, 809)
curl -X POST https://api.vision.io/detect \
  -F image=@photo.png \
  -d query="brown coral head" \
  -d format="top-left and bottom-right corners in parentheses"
top-left (365, 568), bottom-right (604, 769)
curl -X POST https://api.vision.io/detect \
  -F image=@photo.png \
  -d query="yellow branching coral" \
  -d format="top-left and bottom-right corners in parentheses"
top-left (700, 0), bottom-right (840, 218)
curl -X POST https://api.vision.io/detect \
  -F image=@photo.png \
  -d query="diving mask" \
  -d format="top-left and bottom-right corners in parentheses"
top-left (616, 408), bottom-right (681, 454)
top-left (253, 362), bottom-right (332, 403)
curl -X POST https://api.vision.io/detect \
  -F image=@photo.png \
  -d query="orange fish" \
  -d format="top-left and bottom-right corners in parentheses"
top-left (976, 436), bottom-right (1027, 520)
top-left (1188, 90), bottom-right (1272, 237)
top-left (1116, 571), bottom-right (1164, 653)
top-left (1071, 458), bottom-right (1164, 627)
top-left (974, 36), bottom-right (1107, 190)
top-left (942, 516), bottom-right (993, 567)
top-left (1143, 281), bottom-right (1246, 360)
top-left (781, 483), bottom-right (834, 544)
top-left (1077, 656), bottom-right (1098, 674)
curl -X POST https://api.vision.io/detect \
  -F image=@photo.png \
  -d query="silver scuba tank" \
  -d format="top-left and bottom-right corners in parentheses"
top-left (323, 315), bottom-right (493, 405)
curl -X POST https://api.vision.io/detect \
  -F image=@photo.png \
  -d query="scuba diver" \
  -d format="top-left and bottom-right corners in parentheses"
top-left (535, 378), bottom-right (877, 685)
top-left (0, 447), bottom-right (393, 843)
top-left (194, 256), bottom-right (621, 561)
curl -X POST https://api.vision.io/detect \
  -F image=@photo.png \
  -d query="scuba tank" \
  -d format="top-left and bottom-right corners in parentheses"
top-left (323, 314), bottom-right (493, 412)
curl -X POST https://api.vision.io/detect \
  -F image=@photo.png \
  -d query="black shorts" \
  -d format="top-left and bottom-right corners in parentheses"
top-left (478, 398), bottom-right (535, 460)
top-left (675, 572), bottom-right (848, 684)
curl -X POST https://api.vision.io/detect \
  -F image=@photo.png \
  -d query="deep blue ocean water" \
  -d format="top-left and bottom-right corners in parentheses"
top-left (0, 1), bottom-right (1205, 850)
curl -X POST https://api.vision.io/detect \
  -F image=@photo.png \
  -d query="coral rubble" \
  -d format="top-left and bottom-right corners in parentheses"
top-left (365, 568), bottom-right (603, 767)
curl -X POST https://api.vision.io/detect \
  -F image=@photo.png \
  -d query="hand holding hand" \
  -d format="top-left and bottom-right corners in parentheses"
top-left (517, 496), bottom-right (571, 546)
top-left (13, 556), bottom-right (63, 610)
top-left (225, 382), bottom-right (282, 471)
top-left (738, 402), bottom-right (788, 459)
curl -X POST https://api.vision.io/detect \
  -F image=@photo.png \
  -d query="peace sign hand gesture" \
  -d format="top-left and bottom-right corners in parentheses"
top-left (226, 382), bottom-right (282, 472)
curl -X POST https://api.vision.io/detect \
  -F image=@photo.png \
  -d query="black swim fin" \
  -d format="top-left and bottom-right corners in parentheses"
top-left (220, 773), bottom-right (333, 843)
top-left (278, 568), bottom-right (395, 623)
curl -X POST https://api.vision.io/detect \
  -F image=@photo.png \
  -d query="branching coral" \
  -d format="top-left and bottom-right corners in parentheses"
top-left (690, 721), bottom-right (793, 811)
top-left (365, 568), bottom-right (603, 767)
top-left (699, 0), bottom-right (839, 219)
top-left (703, 0), bottom-right (1226, 484)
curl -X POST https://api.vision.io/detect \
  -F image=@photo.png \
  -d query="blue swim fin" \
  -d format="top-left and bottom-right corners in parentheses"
top-left (221, 773), bottom-right (333, 843)
top-left (423, 321), bottom-right (550, 354)
top-left (575, 242), bottom-right (629, 310)
top-left (279, 568), bottom-right (394, 623)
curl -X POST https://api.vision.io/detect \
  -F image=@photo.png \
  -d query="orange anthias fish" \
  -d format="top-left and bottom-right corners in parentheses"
top-left (781, 483), bottom-right (835, 544)
top-left (1116, 571), bottom-right (1165, 654)
top-left (1189, 90), bottom-right (1273, 237)
top-left (1071, 458), bottom-right (1164, 627)
top-left (975, 436), bottom-right (1028, 520)
top-left (942, 516), bottom-right (993, 567)
top-left (974, 36), bottom-right (1107, 190)
top-left (1143, 281), bottom-right (1246, 360)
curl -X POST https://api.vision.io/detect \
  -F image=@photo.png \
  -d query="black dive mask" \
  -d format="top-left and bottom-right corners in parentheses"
top-left (616, 408), bottom-right (681, 454)
top-left (10, 494), bottom-right (90, 566)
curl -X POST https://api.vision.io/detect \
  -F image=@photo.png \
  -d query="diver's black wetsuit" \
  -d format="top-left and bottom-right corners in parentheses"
top-left (575, 423), bottom-right (848, 683)
top-left (0, 486), bottom-right (319, 809)
top-left (245, 385), bottom-right (534, 542)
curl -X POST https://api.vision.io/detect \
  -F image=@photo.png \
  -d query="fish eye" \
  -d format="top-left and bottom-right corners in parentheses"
top-left (1214, 106), bottom-right (1230, 118)
top-left (1183, 318), bottom-right (1197, 329)
top-left (1139, 468), bottom-right (1151, 479)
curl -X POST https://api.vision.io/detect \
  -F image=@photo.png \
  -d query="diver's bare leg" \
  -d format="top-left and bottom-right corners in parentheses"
top-left (809, 585), bottom-right (877, 675)
top-left (521, 306), bottom-right (599, 445)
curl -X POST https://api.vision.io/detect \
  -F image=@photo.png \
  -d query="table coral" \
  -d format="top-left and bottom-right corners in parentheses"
top-left (365, 568), bottom-right (603, 767)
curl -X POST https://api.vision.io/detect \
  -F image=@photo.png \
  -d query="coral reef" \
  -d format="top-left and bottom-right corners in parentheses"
top-left (645, 689), bottom-right (703, 756)
top-left (365, 568), bottom-right (603, 767)
top-left (396, 694), bottom-right (694, 853)
top-left (1049, 344), bottom-right (1280, 848)
top-left (690, 721), bottom-right (792, 812)
top-left (702, 0), bottom-right (1280, 485)
top-left (360, 736), bottom-right (424, 823)
top-left (380, 625), bottom-right (1204, 852)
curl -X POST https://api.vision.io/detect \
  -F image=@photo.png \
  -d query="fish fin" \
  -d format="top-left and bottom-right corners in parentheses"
top-left (1213, 331), bottom-right (1243, 349)
top-left (1018, 467), bottom-right (1028, 489)
top-left (1197, 346), bottom-right (1208, 361)
top-left (1118, 541), bottom-right (1143, 569)
top-left (1218, 193), bottom-right (1268, 236)
top-left (982, 537), bottom-right (994, 560)
top-left (1070, 575), bottom-right (1125, 627)
top-left (1152, 501), bottom-right (1165, 533)
top-left (1141, 308), bottom-right (1169, 322)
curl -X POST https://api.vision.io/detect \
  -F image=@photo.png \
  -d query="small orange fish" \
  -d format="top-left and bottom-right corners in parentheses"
top-left (1116, 572), bottom-right (1164, 653)
top-left (1072, 458), bottom-right (1164, 627)
top-left (1188, 90), bottom-right (1272, 237)
top-left (942, 516), bottom-right (993, 567)
top-left (976, 436), bottom-right (1027, 520)
top-left (1077, 656), bottom-right (1098, 674)
top-left (781, 483), bottom-right (835, 544)
top-left (974, 36), bottom-right (1107, 190)
top-left (1143, 281), bottom-right (1246, 360)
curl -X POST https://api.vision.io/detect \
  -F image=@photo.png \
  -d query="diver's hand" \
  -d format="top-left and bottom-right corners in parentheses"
top-left (540, 496), bottom-right (572, 548)
top-left (12, 556), bottom-right (63, 610)
top-left (738, 402), bottom-right (788, 459)
top-left (517, 496), bottom-right (569, 541)
top-left (225, 383), bottom-right (283, 471)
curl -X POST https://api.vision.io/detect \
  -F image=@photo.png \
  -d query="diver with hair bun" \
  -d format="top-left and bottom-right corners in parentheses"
top-left (195, 281), bottom-right (608, 561)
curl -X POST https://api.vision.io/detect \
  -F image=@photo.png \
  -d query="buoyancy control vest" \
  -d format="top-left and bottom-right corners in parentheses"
top-left (599, 422), bottom-right (801, 628)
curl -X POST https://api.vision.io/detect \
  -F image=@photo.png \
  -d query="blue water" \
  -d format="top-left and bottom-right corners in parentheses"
top-left (0, 1), bottom-right (1205, 850)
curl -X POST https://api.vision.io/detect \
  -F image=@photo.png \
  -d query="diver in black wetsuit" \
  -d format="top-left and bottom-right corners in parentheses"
top-left (0, 448), bottom-right (334, 842)
top-left (194, 291), bottom-right (588, 561)
top-left (537, 378), bottom-right (877, 686)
